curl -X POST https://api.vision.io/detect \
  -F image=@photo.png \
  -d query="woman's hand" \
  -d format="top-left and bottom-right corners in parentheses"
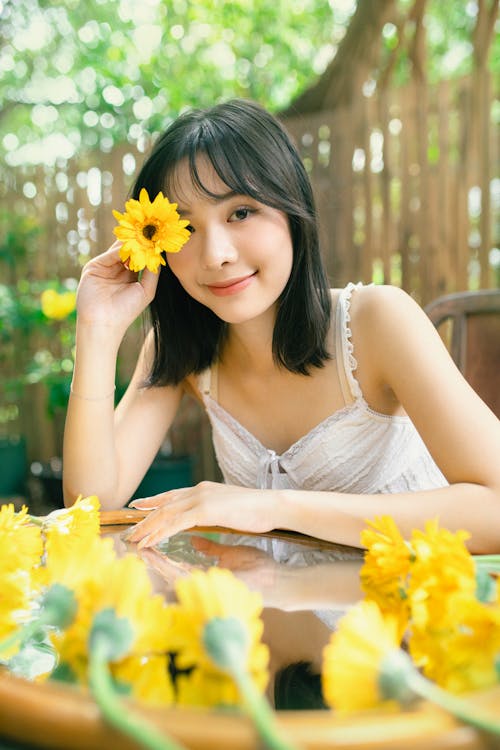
top-left (76, 241), bottom-right (159, 337)
top-left (126, 482), bottom-right (277, 548)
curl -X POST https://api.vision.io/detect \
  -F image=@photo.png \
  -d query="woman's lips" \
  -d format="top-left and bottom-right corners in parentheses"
top-left (206, 272), bottom-right (256, 296)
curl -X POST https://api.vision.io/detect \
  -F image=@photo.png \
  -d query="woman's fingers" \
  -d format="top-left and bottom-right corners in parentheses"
top-left (127, 494), bottom-right (197, 548)
top-left (140, 267), bottom-right (161, 302)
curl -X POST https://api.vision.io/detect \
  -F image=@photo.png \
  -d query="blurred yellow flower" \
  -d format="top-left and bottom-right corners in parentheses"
top-left (42, 495), bottom-right (101, 569)
top-left (322, 599), bottom-right (402, 711)
top-left (360, 515), bottom-right (412, 634)
top-left (0, 504), bottom-right (43, 574)
top-left (169, 568), bottom-right (269, 706)
top-left (408, 520), bottom-right (476, 630)
top-left (0, 572), bottom-right (36, 648)
top-left (176, 668), bottom-right (248, 708)
top-left (54, 552), bottom-right (172, 684)
top-left (41, 534), bottom-right (116, 607)
top-left (41, 289), bottom-right (76, 320)
top-left (410, 594), bottom-right (500, 694)
top-left (112, 654), bottom-right (174, 706)
top-left (113, 188), bottom-right (191, 273)
top-left (0, 505), bottom-right (43, 647)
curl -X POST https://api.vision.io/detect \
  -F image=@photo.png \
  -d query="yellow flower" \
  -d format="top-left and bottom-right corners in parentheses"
top-left (41, 289), bottom-right (76, 320)
top-left (112, 188), bottom-right (191, 273)
top-left (410, 596), bottom-right (500, 693)
top-left (408, 519), bottom-right (476, 630)
top-left (0, 505), bottom-right (43, 648)
top-left (112, 654), bottom-right (174, 706)
top-left (0, 504), bottom-right (43, 574)
top-left (322, 600), bottom-right (401, 711)
top-left (41, 533), bottom-right (116, 605)
top-left (0, 572), bottom-right (36, 647)
top-left (54, 552), bottom-right (172, 683)
top-left (42, 495), bottom-right (101, 570)
top-left (360, 516), bottom-right (412, 635)
top-left (176, 668), bottom-right (248, 708)
top-left (169, 568), bottom-right (269, 707)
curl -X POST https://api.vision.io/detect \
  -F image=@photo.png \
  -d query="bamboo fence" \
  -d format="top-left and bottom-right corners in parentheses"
top-left (1, 71), bottom-right (498, 469)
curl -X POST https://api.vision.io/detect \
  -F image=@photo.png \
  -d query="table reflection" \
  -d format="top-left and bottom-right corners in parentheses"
top-left (102, 526), bottom-right (364, 710)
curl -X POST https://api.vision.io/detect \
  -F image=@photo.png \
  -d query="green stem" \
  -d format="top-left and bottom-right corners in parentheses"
top-left (28, 515), bottom-right (45, 527)
top-left (407, 670), bottom-right (500, 736)
top-left (231, 665), bottom-right (302, 750)
top-left (88, 637), bottom-right (186, 750)
top-left (0, 619), bottom-right (40, 656)
top-left (0, 606), bottom-right (57, 657)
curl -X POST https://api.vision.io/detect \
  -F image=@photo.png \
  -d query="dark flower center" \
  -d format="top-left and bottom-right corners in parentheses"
top-left (142, 224), bottom-right (157, 240)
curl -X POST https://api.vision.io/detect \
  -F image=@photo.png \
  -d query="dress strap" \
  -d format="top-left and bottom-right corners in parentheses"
top-left (198, 368), bottom-right (211, 397)
top-left (197, 361), bottom-right (218, 400)
top-left (335, 282), bottom-right (365, 404)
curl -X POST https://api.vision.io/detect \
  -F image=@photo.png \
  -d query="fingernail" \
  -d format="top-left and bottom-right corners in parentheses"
top-left (128, 499), bottom-right (142, 508)
top-left (129, 498), bottom-right (160, 510)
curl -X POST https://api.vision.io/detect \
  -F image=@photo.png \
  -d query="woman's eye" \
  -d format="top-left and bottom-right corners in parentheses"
top-left (185, 224), bottom-right (195, 234)
top-left (230, 207), bottom-right (253, 222)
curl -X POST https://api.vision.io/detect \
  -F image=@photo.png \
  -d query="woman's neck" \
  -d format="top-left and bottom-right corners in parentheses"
top-left (222, 309), bottom-right (276, 374)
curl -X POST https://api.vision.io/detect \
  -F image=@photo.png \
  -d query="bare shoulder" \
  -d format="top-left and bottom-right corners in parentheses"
top-left (348, 284), bottom-right (435, 341)
top-left (350, 283), bottom-right (421, 321)
top-left (346, 284), bottom-right (443, 391)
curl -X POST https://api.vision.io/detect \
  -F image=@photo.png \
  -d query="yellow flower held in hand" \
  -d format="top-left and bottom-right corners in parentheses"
top-left (41, 289), bottom-right (76, 320)
top-left (113, 188), bottom-right (191, 273)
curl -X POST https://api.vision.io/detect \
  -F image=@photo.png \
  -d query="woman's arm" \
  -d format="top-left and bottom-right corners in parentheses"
top-left (127, 285), bottom-right (500, 552)
top-left (62, 242), bottom-right (183, 509)
top-left (282, 285), bottom-right (500, 551)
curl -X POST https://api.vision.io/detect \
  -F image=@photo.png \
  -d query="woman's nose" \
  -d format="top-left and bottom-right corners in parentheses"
top-left (200, 225), bottom-right (238, 269)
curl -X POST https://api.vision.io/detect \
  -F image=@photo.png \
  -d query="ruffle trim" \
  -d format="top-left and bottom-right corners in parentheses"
top-left (340, 281), bottom-right (365, 401)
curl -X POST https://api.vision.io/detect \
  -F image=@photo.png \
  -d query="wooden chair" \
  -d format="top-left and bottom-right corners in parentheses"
top-left (425, 289), bottom-right (500, 419)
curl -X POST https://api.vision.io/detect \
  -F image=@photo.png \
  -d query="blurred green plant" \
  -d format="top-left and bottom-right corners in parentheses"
top-left (0, 201), bottom-right (79, 440)
top-left (0, 277), bottom-right (77, 434)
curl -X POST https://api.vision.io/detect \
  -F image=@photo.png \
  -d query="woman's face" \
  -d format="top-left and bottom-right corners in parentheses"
top-left (165, 157), bottom-right (294, 327)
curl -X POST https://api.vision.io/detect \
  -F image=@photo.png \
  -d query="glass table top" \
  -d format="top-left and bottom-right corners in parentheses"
top-left (102, 519), bottom-right (364, 710)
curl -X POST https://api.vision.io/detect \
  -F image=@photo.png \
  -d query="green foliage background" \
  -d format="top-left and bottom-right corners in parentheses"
top-left (1, 0), bottom-right (498, 167)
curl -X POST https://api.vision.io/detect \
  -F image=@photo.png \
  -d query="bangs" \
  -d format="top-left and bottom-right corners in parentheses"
top-left (164, 117), bottom-right (292, 213)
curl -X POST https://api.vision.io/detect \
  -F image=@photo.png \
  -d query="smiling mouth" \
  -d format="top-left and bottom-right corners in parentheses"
top-left (207, 272), bottom-right (257, 288)
top-left (206, 272), bottom-right (257, 295)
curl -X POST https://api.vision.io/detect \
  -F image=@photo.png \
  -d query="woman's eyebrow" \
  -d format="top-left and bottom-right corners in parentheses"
top-left (176, 190), bottom-right (242, 215)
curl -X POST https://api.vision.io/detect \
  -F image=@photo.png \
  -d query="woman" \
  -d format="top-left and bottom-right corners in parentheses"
top-left (63, 99), bottom-right (500, 553)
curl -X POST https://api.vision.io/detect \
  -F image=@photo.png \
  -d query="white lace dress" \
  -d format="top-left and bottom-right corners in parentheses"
top-left (196, 283), bottom-right (448, 627)
top-left (197, 282), bottom-right (448, 496)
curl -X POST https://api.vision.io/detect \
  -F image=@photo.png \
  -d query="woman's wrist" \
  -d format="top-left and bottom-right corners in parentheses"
top-left (75, 319), bottom-right (124, 353)
top-left (270, 489), bottom-right (298, 532)
top-left (71, 325), bottom-right (120, 401)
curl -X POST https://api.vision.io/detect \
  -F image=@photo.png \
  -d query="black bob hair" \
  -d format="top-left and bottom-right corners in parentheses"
top-left (131, 98), bottom-right (332, 386)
